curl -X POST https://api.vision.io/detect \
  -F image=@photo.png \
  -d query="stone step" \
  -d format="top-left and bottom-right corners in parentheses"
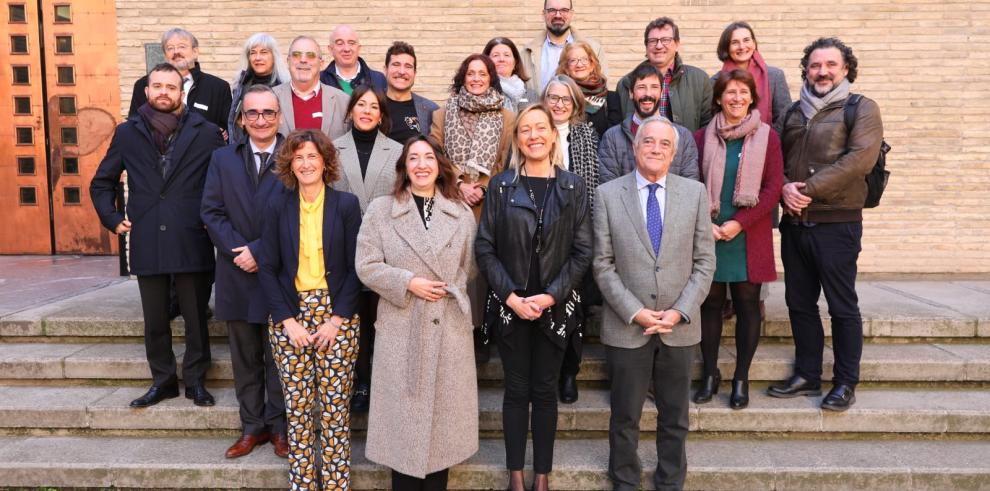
top-left (0, 435), bottom-right (987, 490)
top-left (2, 385), bottom-right (988, 435)
top-left (3, 280), bottom-right (989, 340)
top-left (2, 340), bottom-right (988, 383)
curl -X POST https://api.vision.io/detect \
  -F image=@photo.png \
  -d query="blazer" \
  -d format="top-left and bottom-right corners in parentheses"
top-left (412, 93), bottom-right (440, 138)
top-left (598, 115), bottom-right (700, 184)
top-left (520, 27), bottom-right (608, 94)
top-left (332, 130), bottom-right (402, 214)
top-left (90, 110), bottom-right (225, 276)
top-left (129, 63), bottom-right (233, 131)
top-left (258, 186), bottom-right (362, 325)
top-left (201, 135), bottom-right (286, 323)
top-left (593, 172), bottom-right (716, 348)
top-left (272, 82), bottom-right (350, 140)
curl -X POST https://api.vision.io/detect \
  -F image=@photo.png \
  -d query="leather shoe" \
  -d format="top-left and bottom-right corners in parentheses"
top-left (184, 385), bottom-right (215, 407)
top-left (692, 369), bottom-right (721, 404)
top-left (767, 374), bottom-right (822, 399)
top-left (351, 382), bottom-right (370, 413)
top-left (129, 385), bottom-right (179, 407)
top-left (559, 374), bottom-right (579, 404)
top-left (729, 379), bottom-right (749, 409)
top-left (821, 384), bottom-right (856, 412)
top-left (271, 432), bottom-right (289, 458)
top-left (225, 432), bottom-right (270, 459)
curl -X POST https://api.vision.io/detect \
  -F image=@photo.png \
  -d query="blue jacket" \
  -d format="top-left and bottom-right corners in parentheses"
top-left (201, 135), bottom-right (286, 323)
top-left (319, 57), bottom-right (387, 93)
top-left (259, 185), bottom-right (362, 324)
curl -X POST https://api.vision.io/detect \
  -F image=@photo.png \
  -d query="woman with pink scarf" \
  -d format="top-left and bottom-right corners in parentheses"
top-left (714, 21), bottom-right (792, 132)
top-left (692, 69), bottom-right (783, 410)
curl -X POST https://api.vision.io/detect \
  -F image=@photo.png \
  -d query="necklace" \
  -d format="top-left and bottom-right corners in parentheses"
top-left (422, 196), bottom-right (434, 229)
top-left (521, 164), bottom-right (554, 253)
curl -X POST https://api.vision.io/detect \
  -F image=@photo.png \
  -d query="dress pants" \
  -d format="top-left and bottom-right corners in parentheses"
top-left (780, 222), bottom-right (863, 387)
top-left (391, 468), bottom-right (450, 491)
top-left (136, 272), bottom-right (213, 387)
top-left (228, 320), bottom-right (286, 436)
top-left (606, 336), bottom-right (692, 491)
top-left (355, 290), bottom-right (379, 386)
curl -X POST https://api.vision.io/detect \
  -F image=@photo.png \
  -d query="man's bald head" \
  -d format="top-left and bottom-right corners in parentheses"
top-left (329, 25), bottom-right (361, 69)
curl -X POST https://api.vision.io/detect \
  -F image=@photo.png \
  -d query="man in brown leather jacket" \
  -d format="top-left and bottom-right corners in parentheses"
top-left (766, 37), bottom-right (884, 412)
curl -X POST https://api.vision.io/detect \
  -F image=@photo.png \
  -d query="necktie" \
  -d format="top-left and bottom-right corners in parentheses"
top-left (646, 183), bottom-right (662, 256)
top-left (255, 151), bottom-right (270, 176)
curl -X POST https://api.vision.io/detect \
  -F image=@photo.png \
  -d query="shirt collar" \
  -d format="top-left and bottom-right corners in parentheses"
top-left (290, 81), bottom-right (321, 99)
top-left (249, 138), bottom-right (277, 156)
top-left (545, 32), bottom-right (574, 48)
top-left (334, 61), bottom-right (361, 82)
top-left (635, 170), bottom-right (667, 190)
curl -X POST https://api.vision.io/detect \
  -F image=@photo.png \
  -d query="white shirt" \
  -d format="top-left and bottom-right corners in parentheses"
top-left (290, 81), bottom-right (321, 101)
top-left (555, 122), bottom-right (571, 170)
top-left (334, 62), bottom-right (361, 82)
top-left (635, 170), bottom-right (666, 228)
top-left (250, 139), bottom-right (277, 175)
top-left (182, 75), bottom-right (193, 106)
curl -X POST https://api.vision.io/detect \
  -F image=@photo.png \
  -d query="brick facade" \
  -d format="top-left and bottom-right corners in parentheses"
top-left (114, 0), bottom-right (990, 274)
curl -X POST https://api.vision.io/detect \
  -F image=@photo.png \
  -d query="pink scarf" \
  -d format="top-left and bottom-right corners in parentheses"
top-left (722, 50), bottom-right (773, 127)
top-left (701, 110), bottom-right (769, 218)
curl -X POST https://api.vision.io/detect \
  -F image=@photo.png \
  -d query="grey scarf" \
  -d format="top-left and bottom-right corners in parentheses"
top-left (799, 79), bottom-right (850, 121)
top-left (500, 75), bottom-right (528, 111)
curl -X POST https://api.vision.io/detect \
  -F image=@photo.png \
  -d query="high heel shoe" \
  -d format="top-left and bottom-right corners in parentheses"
top-left (692, 369), bottom-right (721, 404)
top-left (729, 379), bottom-right (749, 409)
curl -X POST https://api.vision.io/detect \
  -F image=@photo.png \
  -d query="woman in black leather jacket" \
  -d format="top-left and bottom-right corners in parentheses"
top-left (475, 104), bottom-right (592, 491)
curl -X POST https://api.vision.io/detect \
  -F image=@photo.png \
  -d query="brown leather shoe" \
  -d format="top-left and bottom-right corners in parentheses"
top-left (225, 432), bottom-right (270, 459)
top-left (271, 432), bottom-right (289, 458)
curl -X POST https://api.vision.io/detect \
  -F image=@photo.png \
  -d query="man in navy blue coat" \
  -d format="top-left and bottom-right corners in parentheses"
top-left (91, 63), bottom-right (224, 408)
top-left (201, 85), bottom-right (289, 459)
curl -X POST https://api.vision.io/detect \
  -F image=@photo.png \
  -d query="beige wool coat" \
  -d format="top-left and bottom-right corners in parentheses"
top-left (355, 191), bottom-right (479, 478)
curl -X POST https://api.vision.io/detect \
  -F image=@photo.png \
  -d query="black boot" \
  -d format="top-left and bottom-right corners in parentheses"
top-left (692, 369), bottom-right (721, 404)
top-left (729, 379), bottom-right (749, 409)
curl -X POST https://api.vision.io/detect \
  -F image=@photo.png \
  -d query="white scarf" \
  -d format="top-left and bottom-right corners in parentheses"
top-left (500, 75), bottom-right (528, 111)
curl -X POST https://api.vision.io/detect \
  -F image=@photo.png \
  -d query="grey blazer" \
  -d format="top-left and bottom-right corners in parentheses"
top-left (272, 82), bottom-right (350, 140)
top-left (593, 172), bottom-right (716, 349)
top-left (412, 93), bottom-right (440, 138)
top-left (332, 131), bottom-right (403, 214)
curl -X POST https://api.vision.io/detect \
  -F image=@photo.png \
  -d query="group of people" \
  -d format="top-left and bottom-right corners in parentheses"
top-left (89, 1), bottom-right (885, 490)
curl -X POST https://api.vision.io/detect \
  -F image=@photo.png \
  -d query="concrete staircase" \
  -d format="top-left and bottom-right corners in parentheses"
top-left (1, 280), bottom-right (989, 490)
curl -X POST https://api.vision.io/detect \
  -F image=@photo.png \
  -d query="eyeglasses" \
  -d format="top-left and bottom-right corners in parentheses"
top-left (243, 109), bottom-right (278, 122)
top-left (544, 7), bottom-right (572, 15)
top-left (545, 94), bottom-right (574, 107)
top-left (290, 51), bottom-right (319, 60)
top-left (164, 44), bottom-right (190, 54)
top-left (646, 37), bottom-right (676, 48)
top-left (567, 57), bottom-right (590, 67)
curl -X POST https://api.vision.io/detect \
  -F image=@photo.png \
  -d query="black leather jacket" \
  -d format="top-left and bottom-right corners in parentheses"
top-left (475, 168), bottom-right (593, 306)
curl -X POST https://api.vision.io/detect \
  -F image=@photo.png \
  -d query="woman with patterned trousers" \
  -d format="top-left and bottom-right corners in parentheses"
top-left (259, 129), bottom-right (363, 490)
top-left (476, 104), bottom-right (592, 491)
top-left (357, 135), bottom-right (479, 491)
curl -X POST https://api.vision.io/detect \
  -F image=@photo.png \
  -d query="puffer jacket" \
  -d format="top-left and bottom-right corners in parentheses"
top-left (780, 94), bottom-right (884, 223)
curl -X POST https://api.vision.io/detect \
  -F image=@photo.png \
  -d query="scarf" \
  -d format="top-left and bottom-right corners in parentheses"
top-left (800, 78), bottom-right (851, 121)
top-left (721, 51), bottom-right (773, 127)
top-left (500, 75), bottom-right (527, 111)
top-left (443, 87), bottom-right (505, 179)
top-left (298, 186), bottom-right (326, 283)
top-left (702, 109), bottom-right (769, 217)
top-left (575, 73), bottom-right (608, 114)
top-left (137, 103), bottom-right (180, 154)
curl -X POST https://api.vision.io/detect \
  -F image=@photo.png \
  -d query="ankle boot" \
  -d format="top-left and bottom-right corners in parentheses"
top-left (729, 379), bottom-right (749, 409)
top-left (692, 369), bottom-right (721, 404)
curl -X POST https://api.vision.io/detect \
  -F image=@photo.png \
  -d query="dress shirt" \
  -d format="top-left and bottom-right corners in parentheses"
top-left (182, 74), bottom-right (193, 106)
top-left (290, 81), bottom-right (321, 101)
top-left (540, 32), bottom-right (574, 91)
top-left (635, 169), bottom-right (667, 228)
top-left (249, 139), bottom-right (277, 175)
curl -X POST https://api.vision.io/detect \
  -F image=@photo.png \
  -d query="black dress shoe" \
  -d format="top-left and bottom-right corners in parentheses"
top-left (692, 369), bottom-right (721, 404)
top-left (821, 384), bottom-right (856, 412)
top-left (559, 374), bottom-right (579, 404)
top-left (185, 385), bottom-right (216, 407)
top-left (130, 385), bottom-right (179, 408)
top-left (351, 382), bottom-right (370, 413)
top-left (767, 374), bottom-right (822, 398)
top-left (729, 380), bottom-right (749, 409)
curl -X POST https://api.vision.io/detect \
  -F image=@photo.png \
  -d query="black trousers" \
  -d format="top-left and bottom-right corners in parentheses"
top-left (606, 336), bottom-right (692, 491)
top-left (780, 222), bottom-right (863, 387)
top-left (136, 272), bottom-right (213, 387)
top-left (355, 290), bottom-right (379, 386)
top-left (228, 320), bottom-right (286, 436)
top-left (700, 281), bottom-right (763, 381)
top-left (391, 468), bottom-right (449, 491)
top-left (496, 319), bottom-right (566, 474)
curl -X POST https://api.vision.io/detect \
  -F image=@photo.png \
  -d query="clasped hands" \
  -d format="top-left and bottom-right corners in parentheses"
top-left (282, 315), bottom-right (345, 350)
top-left (711, 220), bottom-right (742, 242)
top-left (634, 308), bottom-right (682, 335)
top-left (781, 182), bottom-right (812, 217)
top-left (506, 293), bottom-right (555, 321)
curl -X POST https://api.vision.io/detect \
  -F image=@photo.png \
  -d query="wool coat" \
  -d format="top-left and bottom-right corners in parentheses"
top-left (355, 192), bottom-right (479, 478)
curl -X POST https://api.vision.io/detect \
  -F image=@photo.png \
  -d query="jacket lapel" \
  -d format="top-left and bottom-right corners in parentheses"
top-left (276, 85), bottom-right (295, 132)
top-left (618, 173), bottom-right (657, 261)
top-left (657, 175), bottom-right (681, 262)
top-left (322, 186), bottom-right (338, 270)
top-left (392, 195), bottom-right (444, 278)
top-left (336, 134), bottom-right (368, 202)
top-left (320, 84), bottom-right (335, 136)
top-left (364, 134), bottom-right (392, 197)
top-left (286, 191), bottom-right (301, 278)
top-left (163, 113), bottom-right (199, 187)
top-left (413, 95), bottom-right (430, 136)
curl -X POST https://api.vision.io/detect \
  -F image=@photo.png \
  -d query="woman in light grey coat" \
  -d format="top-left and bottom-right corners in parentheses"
top-left (356, 135), bottom-right (478, 490)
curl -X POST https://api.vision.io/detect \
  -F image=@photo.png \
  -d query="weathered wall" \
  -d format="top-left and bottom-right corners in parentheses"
top-left (114, 0), bottom-right (990, 273)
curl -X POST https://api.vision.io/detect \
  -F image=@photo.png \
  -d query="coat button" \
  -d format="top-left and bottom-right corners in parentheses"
top-left (568, 184), bottom-right (574, 189)
top-left (655, 266), bottom-right (660, 272)
top-left (432, 318), bottom-right (440, 325)
top-left (650, 294), bottom-right (657, 299)
top-left (159, 193), bottom-right (165, 200)
top-left (159, 225), bottom-right (167, 231)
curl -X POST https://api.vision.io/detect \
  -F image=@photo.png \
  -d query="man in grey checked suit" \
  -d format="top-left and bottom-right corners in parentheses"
top-left (593, 116), bottom-right (715, 491)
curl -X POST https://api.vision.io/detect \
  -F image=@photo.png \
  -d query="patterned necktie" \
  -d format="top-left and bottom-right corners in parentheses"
top-left (254, 151), bottom-right (270, 176)
top-left (646, 183), bottom-right (663, 256)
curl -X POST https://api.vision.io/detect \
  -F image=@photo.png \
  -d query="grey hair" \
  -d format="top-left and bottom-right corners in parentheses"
top-left (542, 74), bottom-right (587, 125)
top-left (288, 35), bottom-right (322, 57)
top-left (235, 33), bottom-right (289, 84)
top-left (634, 115), bottom-right (680, 155)
top-left (160, 28), bottom-right (198, 51)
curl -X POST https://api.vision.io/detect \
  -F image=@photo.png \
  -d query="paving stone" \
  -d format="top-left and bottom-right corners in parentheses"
top-left (0, 386), bottom-right (112, 428)
top-left (860, 283), bottom-right (976, 338)
top-left (933, 343), bottom-right (990, 382)
top-left (857, 343), bottom-right (967, 382)
top-left (0, 343), bottom-right (87, 379)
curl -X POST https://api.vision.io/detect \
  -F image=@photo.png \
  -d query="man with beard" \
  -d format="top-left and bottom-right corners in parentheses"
top-left (91, 63), bottom-right (224, 408)
top-left (767, 38), bottom-right (884, 412)
top-left (273, 35), bottom-right (350, 139)
top-left (521, 0), bottom-right (607, 94)
top-left (599, 62), bottom-right (699, 184)
top-left (129, 28), bottom-right (232, 135)
top-left (319, 25), bottom-right (387, 96)
top-left (383, 41), bottom-right (438, 143)
top-left (617, 17), bottom-right (712, 133)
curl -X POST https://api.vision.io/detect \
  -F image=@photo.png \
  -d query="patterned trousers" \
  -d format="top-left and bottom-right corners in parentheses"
top-left (269, 289), bottom-right (360, 491)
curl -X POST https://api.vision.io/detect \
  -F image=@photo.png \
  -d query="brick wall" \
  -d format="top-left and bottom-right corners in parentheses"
top-left (114, 0), bottom-right (990, 274)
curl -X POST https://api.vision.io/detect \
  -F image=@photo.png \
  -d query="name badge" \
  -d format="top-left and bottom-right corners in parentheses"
top-left (193, 102), bottom-right (209, 111)
top-left (312, 112), bottom-right (323, 118)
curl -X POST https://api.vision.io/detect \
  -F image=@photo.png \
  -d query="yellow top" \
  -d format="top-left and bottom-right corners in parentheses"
top-left (295, 187), bottom-right (329, 291)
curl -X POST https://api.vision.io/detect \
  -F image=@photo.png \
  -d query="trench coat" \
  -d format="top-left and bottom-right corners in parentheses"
top-left (355, 192), bottom-right (479, 478)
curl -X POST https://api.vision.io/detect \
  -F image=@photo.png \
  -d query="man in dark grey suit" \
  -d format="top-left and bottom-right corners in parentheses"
top-left (593, 116), bottom-right (715, 491)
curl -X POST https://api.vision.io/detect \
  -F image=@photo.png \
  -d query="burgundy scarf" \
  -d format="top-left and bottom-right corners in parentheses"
top-left (722, 50), bottom-right (773, 127)
top-left (137, 103), bottom-right (181, 154)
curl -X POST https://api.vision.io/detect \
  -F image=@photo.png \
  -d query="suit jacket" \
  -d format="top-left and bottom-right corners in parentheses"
top-left (332, 130), bottom-right (402, 214)
top-left (129, 63), bottom-right (233, 131)
top-left (593, 172), bottom-right (715, 348)
top-left (258, 185), bottom-right (362, 325)
top-left (90, 110), bottom-right (225, 276)
top-left (598, 115), bottom-right (700, 184)
top-left (201, 135), bottom-right (286, 323)
top-left (412, 93), bottom-right (440, 138)
top-left (520, 27), bottom-right (608, 94)
top-left (272, 82), bottom-right (350, 140)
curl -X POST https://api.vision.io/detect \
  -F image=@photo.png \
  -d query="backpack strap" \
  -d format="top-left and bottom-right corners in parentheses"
top-left (844, 93), bottom-right (863, 131)
top-left (783, 100), bottom-right (801, 127)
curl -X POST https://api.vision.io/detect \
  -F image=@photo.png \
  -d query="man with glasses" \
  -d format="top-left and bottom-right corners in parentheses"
top-left (273, 35), bottom-right (349, 139)
top-left (319, 25), bottom-right (386, 96)
top-left (201, 85), bottom-right (289, 459)
top-left (617, 17), bottom-right (712, 132)
top-left (521, 0), bottom-right (607, 93)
